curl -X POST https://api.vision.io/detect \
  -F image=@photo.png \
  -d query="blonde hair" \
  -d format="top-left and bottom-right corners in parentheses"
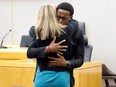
top-left (35, 4), bottom-right (66, 40)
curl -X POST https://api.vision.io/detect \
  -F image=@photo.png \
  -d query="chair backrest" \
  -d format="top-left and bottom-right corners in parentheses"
top-left (29, 26), bottom-right (36, 39)
top-left (84, 45), bottom-right (93, 61)
top-left (79, 22), bottom-right (86, 34)
top-left (20, 35), bottom-right (33, 47)
top-left (79, 22), bottom-right (93, 62)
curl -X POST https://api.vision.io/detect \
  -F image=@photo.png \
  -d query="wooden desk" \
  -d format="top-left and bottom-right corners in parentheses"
top-left (0, 46), bottom-right (35, 87)
top-left (0, 46), bottom-right (27, 60)
top-left (0, 46), bottom-right (102, 87)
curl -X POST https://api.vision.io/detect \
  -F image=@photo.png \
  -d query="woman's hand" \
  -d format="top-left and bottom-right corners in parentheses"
top-left (47, 36), bottom-right (68, 53)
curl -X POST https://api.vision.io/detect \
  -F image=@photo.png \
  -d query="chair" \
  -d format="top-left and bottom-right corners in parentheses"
top-left (84, 35), bottom-right (93, 61)
top-left (79, 22), bottom-right (93, 62)
top-left (20, 35), bottom-right (33, 47)
top-left (29, 22), bottom-right (93, 61)
top-left (29, 26), bottom-right (36, 39)
top-left (79, 22), bottom-right (86, 34)
top-left (102, 64), bottom-right (116, 87)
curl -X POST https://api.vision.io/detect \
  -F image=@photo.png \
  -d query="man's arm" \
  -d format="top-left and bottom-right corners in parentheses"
top-left (68, 28), bottom-right (84, 68)
top-left (67, 20), bottom-right (84, 68)
top-left (48, 20), bottom-right (84, 69)
top-left (27, 36), bottom-right (68, 59)
top-left (27, 39), bottom-right (47, 58)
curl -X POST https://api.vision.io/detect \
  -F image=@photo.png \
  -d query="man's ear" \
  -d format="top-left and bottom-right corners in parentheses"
top-left (69, 16), bottom-right (73, 21)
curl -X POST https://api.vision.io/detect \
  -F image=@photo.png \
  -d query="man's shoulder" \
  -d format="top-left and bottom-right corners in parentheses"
top-left (69, 19), bottom-right (79, 25)
top-left (67, 19), bottom-right (83, 36)
top-left (68, 19), bottom-right (79, 29)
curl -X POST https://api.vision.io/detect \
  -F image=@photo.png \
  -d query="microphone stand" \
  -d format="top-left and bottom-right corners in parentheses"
top-left (0, 41), bottom-right (7, 48)
top-left (0, 30), bottom-right (12, 49)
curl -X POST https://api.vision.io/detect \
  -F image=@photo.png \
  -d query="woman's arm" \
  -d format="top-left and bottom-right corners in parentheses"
top-left (27, 37), bottom-right (68, 59)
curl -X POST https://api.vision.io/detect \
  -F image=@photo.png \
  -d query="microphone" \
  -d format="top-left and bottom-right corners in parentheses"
top-left (0, 30), bottom-right (12, 48)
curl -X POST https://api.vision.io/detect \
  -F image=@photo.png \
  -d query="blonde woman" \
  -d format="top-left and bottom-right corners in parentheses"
top-left (27, 4), bottom-right (84, 87)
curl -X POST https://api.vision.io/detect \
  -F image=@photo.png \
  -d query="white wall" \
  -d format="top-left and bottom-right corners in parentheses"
top-left (0, 0), bottom-right (12, 45)
top-left (0, 0), bottom-right (71, 44)
top-left (72, 0), bottom-right (116, 73)
top-left (0, 0), bottom-right (116, 73)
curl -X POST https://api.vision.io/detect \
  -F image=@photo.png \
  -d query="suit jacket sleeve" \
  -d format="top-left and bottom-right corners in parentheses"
top-left (68, 20), bottom-right (84, 69)
top-left (27, 39), bottom-right (47, 59)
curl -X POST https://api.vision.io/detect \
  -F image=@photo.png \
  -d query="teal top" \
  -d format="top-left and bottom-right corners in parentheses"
top-left (34, 67), bottom-right (70, 87)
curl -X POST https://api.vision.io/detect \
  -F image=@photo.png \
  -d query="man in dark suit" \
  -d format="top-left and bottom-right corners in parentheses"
top-left (48, 2), bottom-right (84, 87)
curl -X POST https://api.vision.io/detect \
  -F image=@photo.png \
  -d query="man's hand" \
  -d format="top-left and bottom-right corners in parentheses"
top-left (48, 36), bottom-right (68, 53)
top-left (48, 53), bottom-right (70, 67)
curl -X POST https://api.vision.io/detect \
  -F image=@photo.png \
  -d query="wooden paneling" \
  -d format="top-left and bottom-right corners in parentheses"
top-left (0, 46), bottom-right (102, 87)
top-left (74, 62), bottom-right (102, 87)
top-left (0, 66), bottom-right (35, 87)
top-left (0, 60), bottom-right (36, 87)
top-left (0, 60), bottom-right (102, 87)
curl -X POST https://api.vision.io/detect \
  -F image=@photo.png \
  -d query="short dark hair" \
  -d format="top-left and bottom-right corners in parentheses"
top-left (56, 2), bottom-right (74, 16)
